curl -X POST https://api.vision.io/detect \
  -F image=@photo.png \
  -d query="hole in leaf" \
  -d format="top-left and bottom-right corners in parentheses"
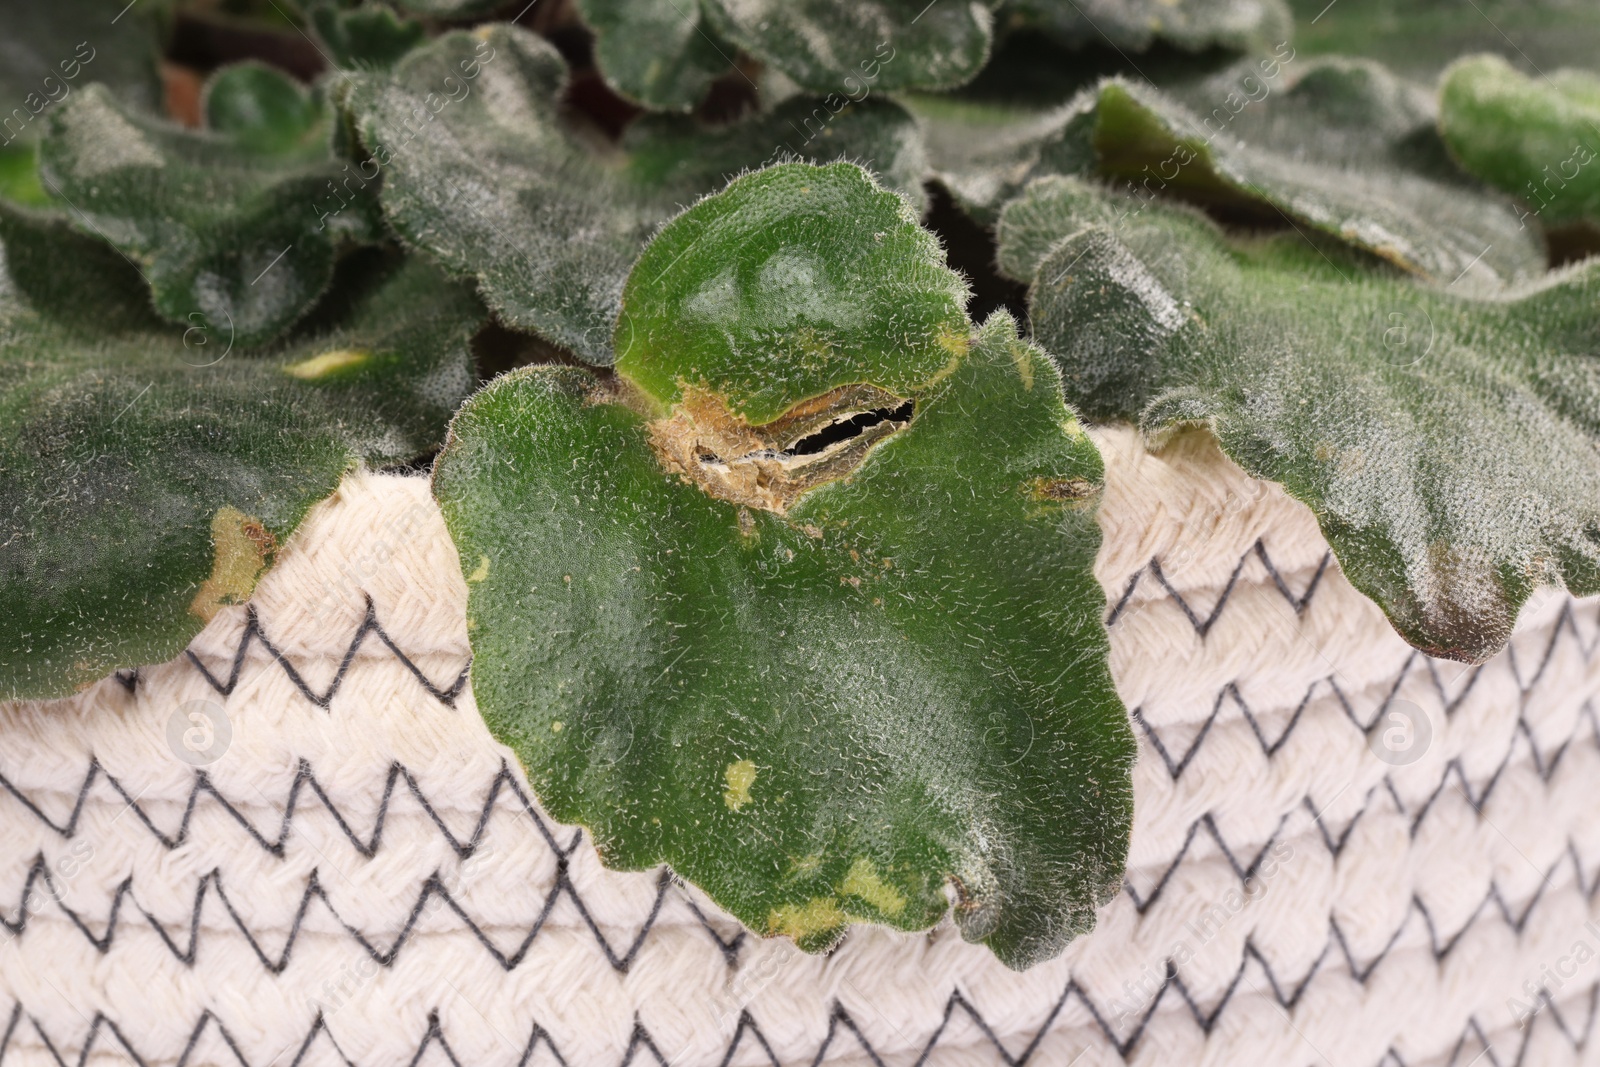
top-left (785, 400), bottom-right (915, 457)
top-left (647, 385), bottom-right (915, 514)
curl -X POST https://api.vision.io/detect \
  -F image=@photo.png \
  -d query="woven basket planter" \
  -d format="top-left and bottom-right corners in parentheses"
top-left (2, 426), bottom-right (1596, 1067)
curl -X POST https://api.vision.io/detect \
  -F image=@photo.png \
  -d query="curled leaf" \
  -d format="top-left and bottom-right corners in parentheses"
top-left (1003, 174), bottom-right (1600, 662)
top-left (994, 57), bottom-right (1546, 290)
top-left (0, 0), bottom-right (163, 145)
top-left (702, 0), bottom-right (996, 93)
top-left (39, 65), bottom-right (383, 346)
top-left (348, 25), bottom-right (929, 365)
top-left (574, 0), bottom-right (737, 112)
top-left (0, 209), bottom-right (484, 700)
top-left (309, 2), bottom-right (428, 72)
top-left (1288, 0), bottom-right (1600, 79)
top-left (1439, 54), bottom-right (1600, 230)
top-left (1009, 0), bottom-right (1293, 53)
top-left (433, 163), bottom-right (1134, 969)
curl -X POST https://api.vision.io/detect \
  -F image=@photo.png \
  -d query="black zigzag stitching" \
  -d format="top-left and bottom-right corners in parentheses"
top-left (1124, 695), bottom-right (1600, 916)
top-left (0, 854), bottom-right (687, 975)
top-left (2, 816), bottom-right (1597, 1021)
top-left (1130, 597), bottom-right (1600, 784)
top-left (1, 684), bottom-right (1594, 978)
top-left (181, 596), bottom-right (470, 710)
top-left (0, 758), bottom-right (563, 859)
top-left (2, 699), bottom-right (1590, 968)
top-left (2, 974), bottom-right (1595, 1067)
top-left (1105, 539), bottom-right (1332, 632)
top-left (0, 758), bottom-right (746, 972)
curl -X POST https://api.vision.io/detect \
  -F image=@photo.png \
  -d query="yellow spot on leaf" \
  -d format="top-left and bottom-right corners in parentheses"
top-left (924, 327), bottom-right (970, 388)
top-left (786, 853), bottom-right (823, 878)
top-left (767, 897), bottom-right (846, 941)
top-left (551, 721), bottom-right (563, 733)
top-left (936, 325), bottom-right (970, 358)
top-left (189, 506), bottom-right (275, 621)
top-left (1009, 341), bottom-right (1034, 391)
top-left (283, 348), bottom-right (370, 380)
top-left (467, 554), bottom-right (490, 583)
top-left (839, 857), bottom-right (907, 916)
top-left (724, 759), bottom-right (757, 810)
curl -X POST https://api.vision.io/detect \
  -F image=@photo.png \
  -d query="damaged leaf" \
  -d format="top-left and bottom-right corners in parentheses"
top-left (433, 162), bottom-right (1134, 969)
top-left (347, 24), bottom-right (928, 365)
top-left (0, 209), bottom-right (484, 700)
top-left (1003, 174), bottom-right (1600, 662)
top-left (38, 64), bottom-right (384, 347)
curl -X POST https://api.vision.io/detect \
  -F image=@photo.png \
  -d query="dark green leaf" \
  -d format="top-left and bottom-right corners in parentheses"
top-left (205, 61), bottom-right (326, 151)
top-left (1002, 174), bottom-right (1600, 662)
top-left (1000, 57), bottom-right (1546, 290)
top-left (348, 25), bottom-right (930, 365)
top-left (1439, 54), bottom-right (1600, 230)
top-left (1287, 0), bottom-right (1600, 80)
top-left (387, 0), bottom-right (505, 16)
top-left (310, 2), bottom-right (428, 72)
top-left (702, 0), bottom-right (996, 92)
top-left (1007, 0), bottom-right (1293, 53)
top-left (575, 0), bottom-right (736, 112)
top-left (0, 0), bottom-right (163, 147)
top-left (905, 92), bottom-right (1079, 223)
top-left (435, 167), bottom-right (1132, 967)
top-left (0, 209), bottom-right (485, 701)
top-left (614, 163), bottom-right (965, 422)
top-left (39, 67), bottom-right (384, 347)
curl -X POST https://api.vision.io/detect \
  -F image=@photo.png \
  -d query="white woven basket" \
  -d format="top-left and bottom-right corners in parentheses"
top-left (2, 426), bottom-right (1596, 1067)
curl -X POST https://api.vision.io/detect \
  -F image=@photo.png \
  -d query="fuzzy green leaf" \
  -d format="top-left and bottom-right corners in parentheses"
top-left (703, 0), bottom-right (996, 92)
top-left (901, 35), bottom-right (1235, 223)
top-left (387, 0), bottom-right (504, 16)
top-left (1439, 54), bottom-right (1600, 230)
top-left (1287, 0), bottom-right (1600, 79)
top-left (614, 163), bottom-right (966, 422)
top-left (38, 67), bottom-right (384, 347)
top-left (348, 25), bottom-right (929, 365)
top-left (1003, 175), bottom-right (1600, 662)
top-left (998, 57), bottom-right (1546, 290)
top-left (574, 0), bottom-right (736, 112)
top-left (0, 0), bottom-right (163, 147)
top-left (433, 162), bottom-right (1134, 969)
top-left (1008, 0), bottom-right (1293, 53)
top-left (0, 210), bottom-right (484, 700)
top-left (310, 3), bottom-right (428, 72)
top-left (906, 92), bottom-right (1079, 223)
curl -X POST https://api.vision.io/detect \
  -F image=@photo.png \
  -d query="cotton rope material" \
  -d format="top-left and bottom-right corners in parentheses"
top-left (0, 426), bottom-right (1596, 1067)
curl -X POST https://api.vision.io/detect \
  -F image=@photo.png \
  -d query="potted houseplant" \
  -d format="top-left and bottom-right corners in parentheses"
top-left (2, 0), bottom-right (1598, 1063)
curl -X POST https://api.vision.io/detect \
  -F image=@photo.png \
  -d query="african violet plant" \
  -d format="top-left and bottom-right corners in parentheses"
top-left (2, 0), bottom-right (1597, 970)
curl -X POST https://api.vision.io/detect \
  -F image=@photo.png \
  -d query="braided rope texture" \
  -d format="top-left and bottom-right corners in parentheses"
top-left (0, 426), bottom-right (1597, 1067)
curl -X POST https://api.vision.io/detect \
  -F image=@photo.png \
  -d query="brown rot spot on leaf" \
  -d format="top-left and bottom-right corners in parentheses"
top-left (189, 506), bottom-right (276, 621)
top-left (1028, 476), bottom-right (1098, 504)
top-left (647, 383), bottom-right (914, 514)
